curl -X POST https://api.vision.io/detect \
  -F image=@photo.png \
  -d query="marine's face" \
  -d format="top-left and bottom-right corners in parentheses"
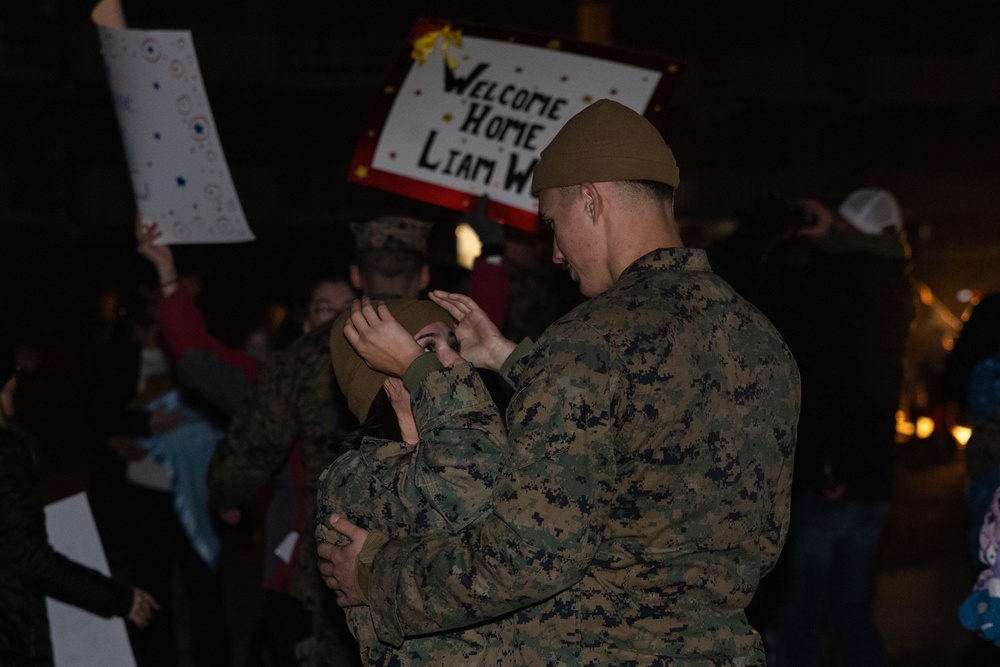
top-left (538, 186), bottom-right (608, 297)
top-left (306, 280), bottom-right (356, 332)
top-left (414, 321), bottom-right (461, 367)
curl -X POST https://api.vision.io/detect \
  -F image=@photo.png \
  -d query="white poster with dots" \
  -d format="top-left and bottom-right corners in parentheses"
top-left (92, 0), bottom-right (253, 244)
top-left (349, 20), bottom-right (682, 232)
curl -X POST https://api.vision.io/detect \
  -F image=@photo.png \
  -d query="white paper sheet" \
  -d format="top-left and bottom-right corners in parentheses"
top-left (274, 530), bottom-right (300, 565)
top-left (44, 492), bottom-right (136, 667)
top-left (92, 0), bottom-right (254, 244)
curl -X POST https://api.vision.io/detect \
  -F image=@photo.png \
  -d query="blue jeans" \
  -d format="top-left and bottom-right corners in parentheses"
top-left (769, 494), bottom-right (890, 667)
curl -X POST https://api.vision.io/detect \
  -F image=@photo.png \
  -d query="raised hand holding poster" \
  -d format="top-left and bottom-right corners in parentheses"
top-left (349, 19), bottom-right (682, 231)
top-left (92, 0), bottom-right (254, 244)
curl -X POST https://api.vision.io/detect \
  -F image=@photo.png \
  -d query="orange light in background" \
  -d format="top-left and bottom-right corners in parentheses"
top-left (918, 284), bottom-right (934, 306)
top-left (915, 416), bottom-right (935, 439)
top-left (952, 426), bottom-right (972, 447)
top-left (896, 410), bottom-right (915, 437)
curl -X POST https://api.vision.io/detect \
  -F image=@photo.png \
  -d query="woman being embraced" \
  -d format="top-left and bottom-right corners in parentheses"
top-left (316, 299), bottom-right (514, 667)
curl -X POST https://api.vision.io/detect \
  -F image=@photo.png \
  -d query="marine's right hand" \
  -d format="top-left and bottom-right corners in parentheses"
top-left (428, 291), bottom-right (515, 372)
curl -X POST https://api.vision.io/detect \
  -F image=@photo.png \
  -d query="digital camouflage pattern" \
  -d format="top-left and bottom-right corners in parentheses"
top-left (365, 248), bottom-right (801, 666)
top-left (350, 217), bottom-right (433, 257)
top-left (316, 361), bottom-right (515, 667)
top-left (208, 319), bottom-right (360, 665)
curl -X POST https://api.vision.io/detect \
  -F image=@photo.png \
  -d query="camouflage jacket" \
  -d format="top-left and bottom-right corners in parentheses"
top-left (316, 361), bottom-right (515, 667)
top-left (366, 248), bottom-right (801, 666)
top-left (209, 319), bottom-right (355, 610)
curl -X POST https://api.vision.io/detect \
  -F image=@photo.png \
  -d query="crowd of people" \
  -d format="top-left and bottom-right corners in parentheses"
top-left (6, 96), bottom-right (987, 667)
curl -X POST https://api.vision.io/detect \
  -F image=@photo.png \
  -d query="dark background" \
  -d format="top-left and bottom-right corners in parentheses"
top-left (3, 0), bottom-right (1000, 347)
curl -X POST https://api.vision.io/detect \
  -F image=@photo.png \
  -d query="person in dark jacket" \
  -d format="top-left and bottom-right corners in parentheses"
top-left (0, 332), bottom-right (157, 666)
top-left (762, 188), bottom-right (915, 667)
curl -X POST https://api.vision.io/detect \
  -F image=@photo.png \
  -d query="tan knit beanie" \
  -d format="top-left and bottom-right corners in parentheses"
top-left (530, 99), bottom-right (679, 195)
top-left (330, 300), bottom-right (454, 422)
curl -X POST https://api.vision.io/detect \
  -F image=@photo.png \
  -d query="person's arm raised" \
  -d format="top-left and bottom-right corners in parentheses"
top-left (135, 217), bottom-right (180, 296)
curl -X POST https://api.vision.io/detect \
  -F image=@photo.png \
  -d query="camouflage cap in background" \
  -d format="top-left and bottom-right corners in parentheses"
top-left (350, 216), bottom-right (433, 258)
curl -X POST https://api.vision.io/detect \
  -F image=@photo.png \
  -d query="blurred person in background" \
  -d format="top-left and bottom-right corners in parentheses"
top-left (0, 324), bottom-right (158, 666)
top-left (762, 188), bottom-right (915, 667)
top-left (943, 293), bottom-right (1000, 663)
top-left (137, 218), bottom-right (356, 666)
top-left (88, 278), bottom-right (232, 667)
top-left (216, 217), bottom-right (440, 666)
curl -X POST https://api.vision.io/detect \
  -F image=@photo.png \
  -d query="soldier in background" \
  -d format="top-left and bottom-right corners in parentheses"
top-left (211, 217), bottom-right (434, 666)
top-left (347, 217), bottom-right (433, 300)
top-left (319, 100), bottom-right (801, 665)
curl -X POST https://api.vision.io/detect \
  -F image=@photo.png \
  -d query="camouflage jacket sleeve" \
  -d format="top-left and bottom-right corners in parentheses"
top-left (367, 317), bottom-right (615, 645)
top-left (499, 337), bottom-right (535, 390)
top-left (208, 347), bottom-right (298, 510)
top-left (404, 361), bottom-right (506, 530)
top-left (760, 449), bottom-right (793, 576)
top-left (317, 361), bottom-right (505, 544)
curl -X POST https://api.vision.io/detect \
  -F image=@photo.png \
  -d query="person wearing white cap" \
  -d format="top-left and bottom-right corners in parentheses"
top-left (838, 188), bottom-right (904, 235)
top-left (795, 187), bottom-right (905, 240)
top-left (758, 187), bottom-right (915, 666)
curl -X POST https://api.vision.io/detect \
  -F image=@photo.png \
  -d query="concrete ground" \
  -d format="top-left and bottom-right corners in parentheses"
top-left (877, 440), bottom-right (981, 666)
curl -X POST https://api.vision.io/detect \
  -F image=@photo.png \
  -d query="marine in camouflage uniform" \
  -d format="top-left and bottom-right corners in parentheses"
top-left (212, 217), bottom-right (437, 664)
top-left (316, 350), bottom-right (515, 667)
top-left (360, 248), bottom-right (800, 665)
top-left (350, 217), bottom-right (433, 257)
top-left (325, 100), bottom-right (801, 665)
top-left (210, 319), bottom-right (360, 665)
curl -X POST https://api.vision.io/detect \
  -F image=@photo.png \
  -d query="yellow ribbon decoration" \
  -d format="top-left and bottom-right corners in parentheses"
top-left (411, 25), bottom-right (463, 70)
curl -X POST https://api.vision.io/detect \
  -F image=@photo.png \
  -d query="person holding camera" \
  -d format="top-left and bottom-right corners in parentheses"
top-left (761, 188), bottom-right (915, 667)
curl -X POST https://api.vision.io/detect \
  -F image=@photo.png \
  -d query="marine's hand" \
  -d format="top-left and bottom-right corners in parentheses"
top-left (428, 291), bottom-right (515, 371)
top-left (128, 588), bottom-right (159, 628)
top-left (343, 297), bottom-right (423, 377)
top-left (317, 514), bottom-right (368, 607)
